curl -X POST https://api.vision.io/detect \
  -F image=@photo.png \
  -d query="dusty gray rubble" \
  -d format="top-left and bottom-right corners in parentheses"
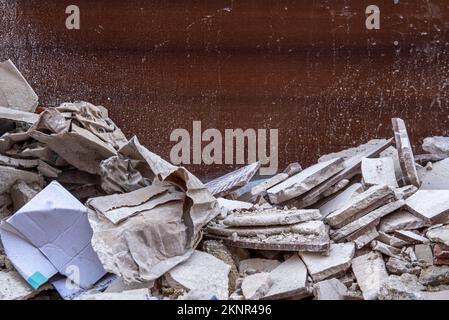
top-left (1, 63), bottom-right (449, 300)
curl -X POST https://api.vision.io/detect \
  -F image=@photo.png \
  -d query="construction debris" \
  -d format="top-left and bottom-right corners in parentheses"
top-left (361, 157), bottom-right (398, 188)
top-left (392, 118), bottom-right (421, 187)
top-left (1, 62), bottom-right (449, 300)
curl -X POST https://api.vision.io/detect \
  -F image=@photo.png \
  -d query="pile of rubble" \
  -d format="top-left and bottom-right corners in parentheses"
top-left (2, 60), bottom-right (449, 300)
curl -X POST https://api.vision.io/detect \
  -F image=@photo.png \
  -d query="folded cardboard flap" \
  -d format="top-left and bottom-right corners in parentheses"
top-left (0, 181), bottom-right (106, 290)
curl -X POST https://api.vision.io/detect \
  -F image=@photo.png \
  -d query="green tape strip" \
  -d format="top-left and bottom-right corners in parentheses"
top-left (27, 272), bottom-right (48, 289)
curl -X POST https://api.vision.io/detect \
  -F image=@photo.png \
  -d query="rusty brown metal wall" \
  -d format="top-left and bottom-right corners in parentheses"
top-left (1, 0), bottom-right (449, 179)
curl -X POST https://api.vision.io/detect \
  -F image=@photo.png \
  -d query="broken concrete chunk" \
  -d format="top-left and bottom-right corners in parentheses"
top-left (419, 158), bottom-right (449, 190)
top-left (406, 190), bottom-right (449, 222)
top-left (352, 252), bottom-right (389, 300)
top-left (250, 173), bottom-right (289, 197)
top-left (0, 165), bottom-right (43, 194)
top-left (419, 266), bottom-right (449, 286)
top-left (0, 60), bottom-right (38, 112)
top-left (300, 243), bottom-right (355, 282)
top-left (331, 200), bottom-right (405, 242)
top-left (362, 157), bottom-right (398, 188)
top-left (423, 136), bottom-right (449, 157)
top-left (223, 208), bottom-right (320, 227)
top-left (379, 210), bottom-right (429, 233)
top-left (378, 274), bottom-right (424, 300)
top-left (166, 251), bottom-right (230, 300)
top-left (267, 158), bottom-right (345, 204)
top-left (242, 272), bottom-right (272, 300)
top-left (313, 278), bottom-right (347, 300)
top-left (206, 162), bottom-right (261, 197)
top-left (393, 230), bottom-right (429, 244)
top-left (386, 257), bottom-right (421, 276)
top-left (263, 254), bottom-right (310, 300)
top-left (392, 118), bottom-right (421, 187)
top-left (239, 259), bottom-right (281, 275)
top-left (426, 225), bottom-right (449, 247)
top-left (415, 244), bottom-right (434, 265)
top-left (319, 183), bottom-right (363, 218)
top-left (354, 227), bottom-right (379, 249)
top-left (325, 185), bottom-right (394, 228)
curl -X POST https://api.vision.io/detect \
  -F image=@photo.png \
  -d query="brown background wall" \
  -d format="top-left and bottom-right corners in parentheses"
top-left (1, 0), bottom-right (449, 179)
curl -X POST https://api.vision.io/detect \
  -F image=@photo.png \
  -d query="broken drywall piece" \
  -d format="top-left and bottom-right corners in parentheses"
top-left (393, 230), bottom-right (429, 244)
top-left (165, 251), bottom-right (230, 300)
top-left (206, 162), bottom-right (261, 197)
top-left (393, 185), bottom-right (418, 200)
top-left (426, 225), bottom-right (449, 247)
top-left (406, 190), bottom-right (449, 222)
top-left (362, 157), bottom-right (398, 188)
top-left (267, 158), bottom-right (345, 204)
top-left (217, 198), bottom-right (253, 214)
top-left (0, 181), bottom-right (106, 290)
top-left (250, 173), bottom-right (289, 197)
top-left (0, 106), bottom-right (39, 124)
top-left (371, 240), bottom-right (402, 258)
top-left (325, 185), bottom-right (394, 228)
top-left (241, 272), bottom-right (272, 300)
top-left (300, 243), bottom-right (355, 282)
top-left (239, 259), bottom-right (281, 275)
top-left (419, 158), bottom-right (449, 190)
top-left (318, 183), bottom-right (363, 218)
top-left (352, 251), bottom-right (389, 300)
top-left (303, 139), bottom-right (394, 206)
top-left (354, 227), bottom-right (379, 249)
top-left (331, 200), bottom-right (405, 242)
top-left (291, 178), bottom-right (350, 209)
top-left (313, 278), bottom-right (347, 300)
top-left (0, 60), bottom-right (38, 112)
top-left (263, 254), bottom-right (310, 300)
top-left (379, 210), bottom-right (429, 233)
top-left (208, 220), bottom-right (326, 238)
top-left (423, 136), bottom-right (449, 157)
top-left (223, 208), bottom-right (321, 227)
top-left (392, 118), bottom-right (421, 187)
